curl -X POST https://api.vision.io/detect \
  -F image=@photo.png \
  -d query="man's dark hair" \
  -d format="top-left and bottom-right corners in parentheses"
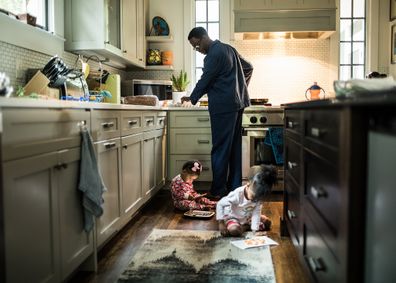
top-left (188, 27), bottom-right (208, 40)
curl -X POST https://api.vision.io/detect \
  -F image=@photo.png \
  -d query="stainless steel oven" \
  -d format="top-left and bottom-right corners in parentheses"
top-left (242, 106), bottom-right (284, 191)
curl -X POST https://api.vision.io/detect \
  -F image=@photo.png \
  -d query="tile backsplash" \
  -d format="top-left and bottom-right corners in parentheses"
top-left (232, 39), bottom-right (335, 105)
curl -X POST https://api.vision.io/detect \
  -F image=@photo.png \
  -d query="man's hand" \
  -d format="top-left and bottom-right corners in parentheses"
top-left (181, 96), bottom-right (191, 103)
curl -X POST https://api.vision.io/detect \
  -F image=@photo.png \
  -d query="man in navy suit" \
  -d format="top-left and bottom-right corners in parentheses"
top-left (187, 27), bottom-right (253, 199)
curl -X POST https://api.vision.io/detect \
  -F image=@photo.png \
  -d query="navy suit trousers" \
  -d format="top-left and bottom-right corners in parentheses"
top-left (209, 109), bottom-right (244, 196)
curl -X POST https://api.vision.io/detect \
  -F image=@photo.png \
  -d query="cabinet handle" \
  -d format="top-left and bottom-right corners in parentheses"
top-left (287, 210), bottom-right (296, 219)
top-left (308, 257), bottom-right (325, 272)
top-left (158, 119), bottom-right (164, 124)
top-left (146, 119), bottom-right (154, 124)
top-left (310, 186), bottom-right (327, 199)
top-left (54, 163), bottom-right (67, 170)
top-left (123, 50), bottom-right (127, 53)
top-left (104, 142), bottom-right (116, 149)
top-left (197, 117), bottom-right (209, 122)
top-left (102, 122), bottom-right (114, 128)
top-left (288, 121), bottom-right (298, 129)
top-left (288, 161), bottom-right (298, 169)
top-left (311, 127), bottom-right (324, 137)
top-left (202, 166), bottom-right (210, 171)
top-left (128, 120), bottom-right (138, 125)
top-left (123, 145), bottom-right (128, 150)
top-left (197, 139), bottom-right (210, 144)
top-left (104, 41), bottom-right (110, 44)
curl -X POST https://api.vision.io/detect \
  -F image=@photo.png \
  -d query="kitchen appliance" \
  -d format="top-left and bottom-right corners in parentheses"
top-left (122, 79), bottom-right (172, 101)
top-left (242, 106), bottom-right (284, 191)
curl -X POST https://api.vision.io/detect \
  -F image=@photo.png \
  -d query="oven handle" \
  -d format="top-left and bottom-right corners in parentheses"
top-left (243, 127), bottom-right (269, 137)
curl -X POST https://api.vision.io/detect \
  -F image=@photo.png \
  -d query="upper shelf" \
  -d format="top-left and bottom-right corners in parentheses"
top-left (146, 35), bottom-right (174, 42)
top-left (145, 65), bottom-right (174, 71)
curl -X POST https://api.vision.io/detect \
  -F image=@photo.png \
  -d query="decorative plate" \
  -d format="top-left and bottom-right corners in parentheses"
top-left (152, 16), bottom-right (169, 36)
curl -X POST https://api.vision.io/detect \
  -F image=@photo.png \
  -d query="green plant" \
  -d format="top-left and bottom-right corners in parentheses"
top-left (171, 70), bottom-right (190, 92)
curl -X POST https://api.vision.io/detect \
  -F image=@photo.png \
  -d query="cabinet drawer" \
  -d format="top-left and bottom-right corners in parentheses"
top-left (142, 112), bottom-right (156, 131)
top-left (2, 108), bottom-right (90, 161)
top-left (305, 150), bottom-right (340, 234)
top-left (156, 111), bottom-right (167, 129)
top-left (169, 111), bottom-right (210, 128)
top-left (285, 137), bottom-right (301, 185)
top-left (285, 176), bottom-right (301, 245)
top-left (304, 110), bottom-right (340, 148)
top-left (304, 205), bottom-right (341, 283)
top-left (121, 111), bottom-right (142, 136)
top-left (91, 110), bottom-right (121, 141)
top-left (285, 110), bottom-right (302, 138)
top-left (169, 128), bottom-right (212, 154)
top-left (169, 154), bottom-right (212, 182)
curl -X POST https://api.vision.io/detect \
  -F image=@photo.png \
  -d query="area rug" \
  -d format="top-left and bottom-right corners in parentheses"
top-left (117, 229), bottom-right (276, 283)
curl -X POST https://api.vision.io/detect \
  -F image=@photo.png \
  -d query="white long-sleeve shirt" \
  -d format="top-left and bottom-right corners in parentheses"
top-left (216, 185), bottom-right (262, 231)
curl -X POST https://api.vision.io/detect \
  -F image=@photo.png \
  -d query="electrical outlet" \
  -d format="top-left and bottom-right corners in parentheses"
top-left (15, 59), bottom-right (25, 81)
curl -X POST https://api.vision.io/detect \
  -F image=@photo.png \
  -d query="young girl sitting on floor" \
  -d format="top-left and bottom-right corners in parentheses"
top-left (170, 160), bottom-right (217, 211)
top-left (216, 165), bottom-right (277, 237)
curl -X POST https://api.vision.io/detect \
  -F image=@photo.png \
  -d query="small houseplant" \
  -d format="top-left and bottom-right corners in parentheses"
top-left (171, 70), bottom-right (189, 104)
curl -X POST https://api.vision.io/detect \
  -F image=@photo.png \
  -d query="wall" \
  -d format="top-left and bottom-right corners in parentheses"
top-left (232, 39), bottom-right (334, 105)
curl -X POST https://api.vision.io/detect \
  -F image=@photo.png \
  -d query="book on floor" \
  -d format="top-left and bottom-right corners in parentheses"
top-left (231, 236), bottom-right (279, 249)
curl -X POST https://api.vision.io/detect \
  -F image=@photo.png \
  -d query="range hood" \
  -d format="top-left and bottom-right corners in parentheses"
top-left (234, 8), bottom-right (336, 39)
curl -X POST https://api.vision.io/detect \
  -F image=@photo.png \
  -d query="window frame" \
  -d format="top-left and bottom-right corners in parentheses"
top-left (339, 0), bottom-right (367, 79)
top-left (0, 0), bottom-right (64, 56)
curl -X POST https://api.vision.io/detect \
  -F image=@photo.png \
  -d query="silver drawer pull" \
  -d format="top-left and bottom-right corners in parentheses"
top-left (104, 142), bottom-right (116, 149)
top-left (308, 257), bottom-right (325, 272)
top-left (198, 139), bottom-right (210, 144)
top-left (102, 122), bottom-right (114, 128)
top-left (288, 121), bottom-right (298, 128)
top-left (202, 166), bottom-right (210, 171)
top-left (310, 186), bottom-right (327, 199)
top-left (128, 120), bottom-right (138, 125)
top-left (288, 161), bottom-right (298, 169)
top-left (287, 210), bottom-right (296, 219)
top-left (311, 127), bottom-right (324, 137)
top-left (158, 119), bottom-right (164, 124)
top-left (197, 117), bottom-right (209, 122)
top-left (146, 119), bottom-right (154, 124)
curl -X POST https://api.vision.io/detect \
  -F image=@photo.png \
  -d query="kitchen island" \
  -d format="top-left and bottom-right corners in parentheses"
top-left (282, 94), bottom-right (396, 283)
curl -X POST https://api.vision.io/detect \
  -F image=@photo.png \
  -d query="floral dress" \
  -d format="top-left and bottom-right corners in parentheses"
top-left (170, 174), bottom-right (216, 211)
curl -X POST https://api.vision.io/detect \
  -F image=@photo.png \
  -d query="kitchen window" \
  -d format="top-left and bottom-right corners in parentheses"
top-left (194, 0), bottom-right (220, 83)
top-left (339, 0), bottom-right (366, 80)
top-left (0, 0), bottom-right (48, 30)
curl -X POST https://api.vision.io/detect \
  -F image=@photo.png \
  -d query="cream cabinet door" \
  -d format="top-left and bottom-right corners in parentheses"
top-left (155, 129), bottom-right (166, 187)
top-left (121, 133), bottom-right (143, 219)
top-left (95, 138), bottom-right (122, 247)
top-left (142, 131), bottom-right (156, 197)
top-left (121, 0), bottom-right (138, 62)
top-left (58, 148), bottom-right (94, 280)
top-left (3, 152), bottom-right (61, 283)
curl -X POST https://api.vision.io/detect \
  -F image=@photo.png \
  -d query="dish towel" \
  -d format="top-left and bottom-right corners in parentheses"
top-left (264, 127), bottom-right (284, 165)
top-left (79, 128), bottom-right (107, 232)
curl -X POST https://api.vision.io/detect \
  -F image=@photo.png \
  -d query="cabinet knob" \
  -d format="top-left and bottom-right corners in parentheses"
top-left (287, 210), bottom-right (296, 219)
top-left (128, 120), bottom-right (138, 126)
top-left (146, 119), bottom-right (154, 124)
top-left (197, 117), bottom-right (209, 122)
top-left (307, 256), bottom-right (325, 272)
top-left (123, 50), bottom-right (127, 53)
top-left (287, 121), bottom-right (298, 129)
top-left (197, 139), bottom-right (210, 144)
top-left (310, 186), bottom-right (327, 199)
top-left (288, 161), bottom-right (298, 169)
top-left (104, 142), bottom-right (116, 149)
top-left (102, 122), bottom-right (115, 128)
top-left (311, 127), bottom-right (325, 137)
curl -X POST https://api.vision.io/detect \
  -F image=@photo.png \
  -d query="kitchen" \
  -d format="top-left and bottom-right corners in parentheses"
top-left (0, 0), bottom-right (395, 283)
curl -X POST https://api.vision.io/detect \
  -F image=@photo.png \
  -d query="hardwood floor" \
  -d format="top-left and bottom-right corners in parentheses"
top-left (70, 187), bottom-right (310, 283)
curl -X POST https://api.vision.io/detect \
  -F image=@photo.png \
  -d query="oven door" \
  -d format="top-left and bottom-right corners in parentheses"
top-left (242, 127), bottom-right (276, 179)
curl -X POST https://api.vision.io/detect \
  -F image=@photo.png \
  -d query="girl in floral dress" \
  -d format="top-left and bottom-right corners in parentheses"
top-left (170, 160), bottom-right (217, 211)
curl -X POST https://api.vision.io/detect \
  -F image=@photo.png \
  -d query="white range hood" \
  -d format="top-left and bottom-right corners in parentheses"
top-left (234, 3), bottom-right (336, 39)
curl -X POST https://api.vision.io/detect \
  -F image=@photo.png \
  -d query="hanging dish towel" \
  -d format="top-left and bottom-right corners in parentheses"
top-left (264, 127), bottom-right (284, 165)
top-left (79, 127), bottom-right (107, 232)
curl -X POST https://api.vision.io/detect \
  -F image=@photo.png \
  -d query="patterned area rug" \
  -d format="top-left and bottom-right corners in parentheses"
top-left (118, 229), bottom-right (276, 283)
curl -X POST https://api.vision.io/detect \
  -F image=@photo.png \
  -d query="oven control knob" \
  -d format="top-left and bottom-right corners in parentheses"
top-left (250, 116), bottom-right (258, 123)
top-left (260, 116), bottom-right (267, 123)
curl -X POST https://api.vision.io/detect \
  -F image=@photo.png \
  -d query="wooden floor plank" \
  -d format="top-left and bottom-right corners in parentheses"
top-left (69, 189), bottom-right (310, 283)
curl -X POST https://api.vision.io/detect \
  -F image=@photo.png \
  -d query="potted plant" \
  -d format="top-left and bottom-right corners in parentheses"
top-left (171, 70), bottom-right (189, 104)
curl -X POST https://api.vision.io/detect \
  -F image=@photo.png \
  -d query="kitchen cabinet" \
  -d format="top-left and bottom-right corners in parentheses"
top-left (168, 110), bottom-right (212, 181)
top-left (65, 0), bottom-right (146, 69)
top-left (282, 98), bottom-right (396, 283)
top-left (142, 130), bottom-right (156, 197)
top-left (1, 108), bottom-right (93, 283)
top-left (233, 0), bottom-right (335, 10)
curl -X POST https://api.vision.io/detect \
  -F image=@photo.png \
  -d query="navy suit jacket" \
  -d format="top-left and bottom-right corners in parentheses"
top-left (190, 40), bottom-right (253, 114)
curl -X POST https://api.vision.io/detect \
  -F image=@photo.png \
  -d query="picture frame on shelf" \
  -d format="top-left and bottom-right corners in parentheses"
top-left (391, 24), bottom-right (396, 64)
top-left (391, 0), bottom-right (396, 21)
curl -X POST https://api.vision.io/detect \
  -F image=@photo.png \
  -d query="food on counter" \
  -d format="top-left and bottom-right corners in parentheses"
top-left (123, 95), bottom-right (159, 106)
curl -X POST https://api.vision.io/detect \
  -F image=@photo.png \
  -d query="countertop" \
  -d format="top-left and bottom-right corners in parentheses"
top-left (0, 97), bottom-right (209, 111)
top-left (284, 92), bottom-right (396, 109)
